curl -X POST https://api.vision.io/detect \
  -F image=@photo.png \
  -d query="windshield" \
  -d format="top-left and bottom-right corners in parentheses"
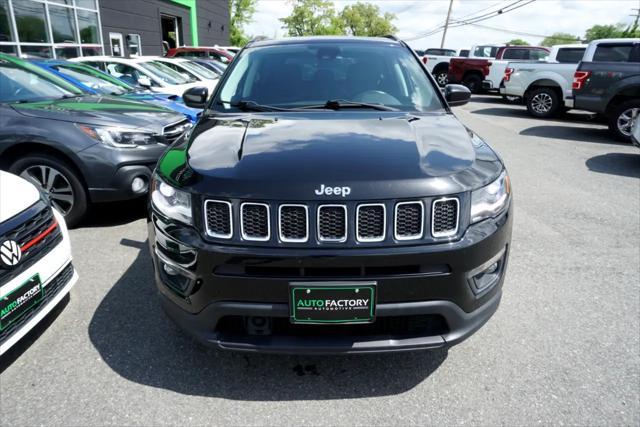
top-left (139, 61), bottom-right (191, 85)
top-left (53, 64), bottom-right (131, 95)
top-left (182, 60), bottom-right (219, 80)
top-left (473, 46), bottom-right (499, 58)
top-left (0, 61), bottom-right (79, 103)
top-left (215, 42), bottom-right (444, 112)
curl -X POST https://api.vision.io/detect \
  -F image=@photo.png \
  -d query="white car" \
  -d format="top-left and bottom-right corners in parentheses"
top-left (0, 170), bottom-right (78, 355)
top-left (142, 56), bottom-right (219, 94)
top-left (70, 56), bottom-right (207, 97)
top-left (215, 45), bottom-right (240, 55)
top-left (419, 48), bottom-right (459, 87)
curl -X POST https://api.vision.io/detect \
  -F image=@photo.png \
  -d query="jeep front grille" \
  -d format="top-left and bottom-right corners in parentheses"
top-left (201, 196), bottom-right (461, 245)
top-left (356, 204), bottom-right (385, 242)
top-left (394, 201), bottom-right (424, 240)
top-left (204, 200), bottom-right (232, 239)
top-left (279, 205), bottom-right (308, 242)
top-left (317, 205), bottom-right (347, 242)
top-left (241, 203), bottom-right (270, 241)
top-left (162, 119), bottom-right (192, 144)
top-left (432, 198), bottom-right (459, 237)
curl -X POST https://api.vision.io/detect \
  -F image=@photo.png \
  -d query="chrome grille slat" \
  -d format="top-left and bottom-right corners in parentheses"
top-left (317, 205), bottom-right (347, 242)
top-left (356, 204), bottom-right (386, 242)
top-left (204, 200), bottom-right (233, 239)
top-left (394, 201), bottom-right (424, 240)
top-left (279, 205), bottom-right (308, 243)
top-left (241, 203), bottom-right (270, 241)
top-left (432, 197), bottom-right (459, 237)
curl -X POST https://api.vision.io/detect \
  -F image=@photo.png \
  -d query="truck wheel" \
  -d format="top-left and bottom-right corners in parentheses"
top-left (608, 101), bottom-right (640, 142)
top-left (434, 71), bottom-right (448, 87)
top-left (462, 74), bottom-right (482, 93)
top-left (10, 154), bottom-right (88, 228)
top-left (526, 87), bottom-right (559, 118)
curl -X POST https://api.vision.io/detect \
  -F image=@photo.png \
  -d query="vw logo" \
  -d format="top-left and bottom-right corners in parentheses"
top-left (0, 240), bottom-right (22, 268)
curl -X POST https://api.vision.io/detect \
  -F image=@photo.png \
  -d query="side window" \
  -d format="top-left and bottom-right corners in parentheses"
top-left (593, 44), bottom-right (633, 62)
top-left (529, 50), bottom-right (549, 60)
top-left (83, 61), bottom-right (105, 72)
top-left (104, 62), bottom-right (148, 86)
top-left (555, 48), bottom-right (585, 63)
top-left (502, 49), bottom-right (527, 60)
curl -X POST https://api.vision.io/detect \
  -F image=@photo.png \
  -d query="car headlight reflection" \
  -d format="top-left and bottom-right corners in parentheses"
top-left (151, 175), bottom-right (193, 225)
top-left (470, 170), bottom-right (511, 224)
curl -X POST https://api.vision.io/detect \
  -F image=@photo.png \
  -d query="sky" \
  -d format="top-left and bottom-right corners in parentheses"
top-left (244, 0), bottom-right (640, 50)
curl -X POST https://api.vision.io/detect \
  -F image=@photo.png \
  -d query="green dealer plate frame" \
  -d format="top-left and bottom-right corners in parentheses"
top-left (0, 274), bottom-right (44, 331)
top-left (289, 282), bottom-right (376, 324)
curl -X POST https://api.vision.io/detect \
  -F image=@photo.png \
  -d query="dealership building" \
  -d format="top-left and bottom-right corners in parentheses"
top-left (0, 0), bottom-right (229, 59)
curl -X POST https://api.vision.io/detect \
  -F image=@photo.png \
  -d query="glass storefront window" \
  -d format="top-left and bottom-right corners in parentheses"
top-left (0, 45), bottom-right (16, 54)
top-left (55, 46), bottom-right (79, 58)
top-left (0, 0), bottom-right (13, 42)
top-left (49, 5), bottom-right (77, 43)
top-left (21, 45), bottom-right (53, 58)
top-left (77, 10), bottom-right (99, 44)
top-left (13, 0), bottom-right (49, 43)
top-left (49, 0), bottom-right (73, 5)
top-left (82, 46), bottom-right (102, 56)
top-left (76, 0), bottom-right (97, 10)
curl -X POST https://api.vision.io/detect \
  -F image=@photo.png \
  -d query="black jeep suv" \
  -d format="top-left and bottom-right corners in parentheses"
top-left (148, 36), bottom-right (513, 354)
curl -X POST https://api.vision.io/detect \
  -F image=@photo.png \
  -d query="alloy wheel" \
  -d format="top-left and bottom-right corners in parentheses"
top-left (436, 72), bottom-right (448, 86)
top-left (20, 165), bottom-right (75, 215)
top-left (531, 93), bottom-right (553, 114)
top-left (616, 107), bottom-right (639, 137)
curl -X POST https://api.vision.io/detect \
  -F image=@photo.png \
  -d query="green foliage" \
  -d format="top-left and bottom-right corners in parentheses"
top-left (584, 23), bottom-right (640, 41)
top-left (540, 32), bottom-right (580, 47)
top-left (340, 2), bottom-right (397, 36)
top-left (229, 0), bottom-right (257, 46)
top-left (280, 0), bottom-right (397, 37)
top-left (505, 38), bottom-right (529, 46)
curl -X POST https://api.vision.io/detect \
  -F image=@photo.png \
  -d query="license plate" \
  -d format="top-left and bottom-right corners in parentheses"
top-left (289, 282), bottom-right (376, 324)
top-left (0, 274), bottom-right (44, 331)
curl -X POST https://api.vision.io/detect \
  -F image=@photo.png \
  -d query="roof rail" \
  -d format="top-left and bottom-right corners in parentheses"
top-left (246, 36), bottom-right (270, 47)
top-left (383, 34), bottom-right (400, 42)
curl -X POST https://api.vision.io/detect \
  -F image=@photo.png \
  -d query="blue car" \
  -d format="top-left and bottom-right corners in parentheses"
top-left (30, 59), bottom-right (201, 122)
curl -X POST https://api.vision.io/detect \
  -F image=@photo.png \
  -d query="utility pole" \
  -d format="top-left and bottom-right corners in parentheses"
top-left (631, 7), bottom-right (640, 25)
top-left (440, 0), bottom-right (454, 48)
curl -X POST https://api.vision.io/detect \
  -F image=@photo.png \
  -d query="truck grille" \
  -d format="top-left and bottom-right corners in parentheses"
top-left (240, 203), bottom-right (270, 241)
top-left (356, 204), bottom-right (385, 242)
top-left (317, 205), bottom-right (347, 242)
top-left (279, 205), bottom-right (308, 242)
top-left (202, 196), bottom-right (461, 245)
top-left (395, 202), bottom-right (424, 240)
top-left (204, 200), bottom-right (232, 238)
top-left (432, 198), bottom-right (459, 237)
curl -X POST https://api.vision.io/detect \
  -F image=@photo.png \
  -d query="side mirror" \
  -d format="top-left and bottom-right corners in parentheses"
top-left (444, 84), bottom-right (471, 107)
top-left (138, 76), bottom-right (152, 88)
top-left (183, 86), bottom-right (208, 109)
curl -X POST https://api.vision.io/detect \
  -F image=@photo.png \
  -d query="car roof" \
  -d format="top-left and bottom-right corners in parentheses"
top-left (247, 36), bottom-right (400, 48)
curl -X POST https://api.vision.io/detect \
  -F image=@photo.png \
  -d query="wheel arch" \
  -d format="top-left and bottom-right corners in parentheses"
top-left (525, 79), bottom-right (563, 99)
top-left (432, 62), bottom-right (450, 74)
top-left (605, 86), bottom-right (640, 115)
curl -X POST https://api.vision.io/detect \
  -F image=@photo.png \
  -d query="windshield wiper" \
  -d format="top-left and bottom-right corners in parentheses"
top-left (218, 99), bottom-right (292, 112)
top-left (300, 99), bottom-right (398, 112)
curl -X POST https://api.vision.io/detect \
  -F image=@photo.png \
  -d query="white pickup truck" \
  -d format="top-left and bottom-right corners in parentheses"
top-left (500, 44), bottom-right (588, 117)
top-left (483, 46), bottom-right (550, 94)
top-left (420, 48), bottom-right (458, 86)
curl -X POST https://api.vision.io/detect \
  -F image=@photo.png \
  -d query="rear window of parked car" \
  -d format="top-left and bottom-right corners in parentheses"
top-left (555, 48), bottom-right (586, 63)
top-left (593, 44), bottom-right (640, 62)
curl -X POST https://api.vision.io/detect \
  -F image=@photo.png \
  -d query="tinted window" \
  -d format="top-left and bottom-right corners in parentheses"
top-left (0, 0), bottom-right (13, 42)
top-left (593, 44), bottom-right (635, 62)
top-left (473, 46), bottom-right (499, 58)
top-left (49, 5), bottom-right (77, 43)
top-left (77, 10), bottom-right (99, 44)
top-left (425, 49), bottom-right (456, 56)
top-left (529, 50), bottom-right (549, 60)
top-left (502, 49), bottom-right (529, 60)
top-left (555, 48), bottom-right (585, 63)
top-left (13, 0), bottom-right (48, 43)
top-left (215, 42), bottom-right (444, 113)
top-left (54, 64), bottom-right (130, 94)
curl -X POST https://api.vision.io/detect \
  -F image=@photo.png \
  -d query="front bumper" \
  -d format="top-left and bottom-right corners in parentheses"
top-left (149, 204), bottom-right (512, 354)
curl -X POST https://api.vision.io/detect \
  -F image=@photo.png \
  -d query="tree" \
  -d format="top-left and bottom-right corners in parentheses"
top-left (540, 32), bottom-right (580, 47)
top-left (505, 38), bottom-right (529, 46)
top-left (584, 24), bottom-right (625, 41)
top-left (340, 2), bottom-right (396, 37)
top-left (280, 0), bottom-right (344, 37)
top-left (229, 0), bottom-right (257, 46)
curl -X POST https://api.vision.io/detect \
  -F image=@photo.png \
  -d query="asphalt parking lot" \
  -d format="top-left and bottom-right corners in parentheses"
top-left (1, 96), bottom-right (638, 426)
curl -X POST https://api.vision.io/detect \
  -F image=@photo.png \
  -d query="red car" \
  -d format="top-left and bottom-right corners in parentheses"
top-left (165, 47), bottom-right (233, 64)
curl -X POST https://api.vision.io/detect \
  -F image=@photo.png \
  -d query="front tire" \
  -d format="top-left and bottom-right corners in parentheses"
top-left (434, 71), bottom-right (449, 87)
top-left (607, 101), bottom-right (640, 142)
top-left (526, 87), bottom-right (559, 118)
top-left (10, 154), bottom-right (88, 227)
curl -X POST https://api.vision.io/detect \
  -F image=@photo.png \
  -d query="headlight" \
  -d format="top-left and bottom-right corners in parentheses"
top-left (470, 170), bottom-right (511, 224)
top-left (151, 175), bottom-right (192, 225)
top-left (77, 124), bottom-right (156, 148)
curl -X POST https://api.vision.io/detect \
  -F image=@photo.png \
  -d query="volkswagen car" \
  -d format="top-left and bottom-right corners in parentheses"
top-left (149, 36), bottom-right (513, 354)
top-left (0, 170), bottom-right (78, 356)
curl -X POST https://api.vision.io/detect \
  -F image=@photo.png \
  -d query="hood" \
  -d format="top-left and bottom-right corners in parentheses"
top-left (12, 95), bottom-right (186, 133)
top-left (0, 171), bottom-right (41, 223)
top-left (159, 112), bottom-right (503, 200)
top-left (122, 92), bottom-right (201, 122)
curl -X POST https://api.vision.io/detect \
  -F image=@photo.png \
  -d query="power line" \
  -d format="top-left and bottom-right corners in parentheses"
top-left (462, 22), bottom-right (581, 41)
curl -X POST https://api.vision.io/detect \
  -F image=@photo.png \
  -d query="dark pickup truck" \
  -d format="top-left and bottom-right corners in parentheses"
top-left (573, 39), bottom-right (640, 141)
top-left (448, 45), bottom-right (549, 93)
